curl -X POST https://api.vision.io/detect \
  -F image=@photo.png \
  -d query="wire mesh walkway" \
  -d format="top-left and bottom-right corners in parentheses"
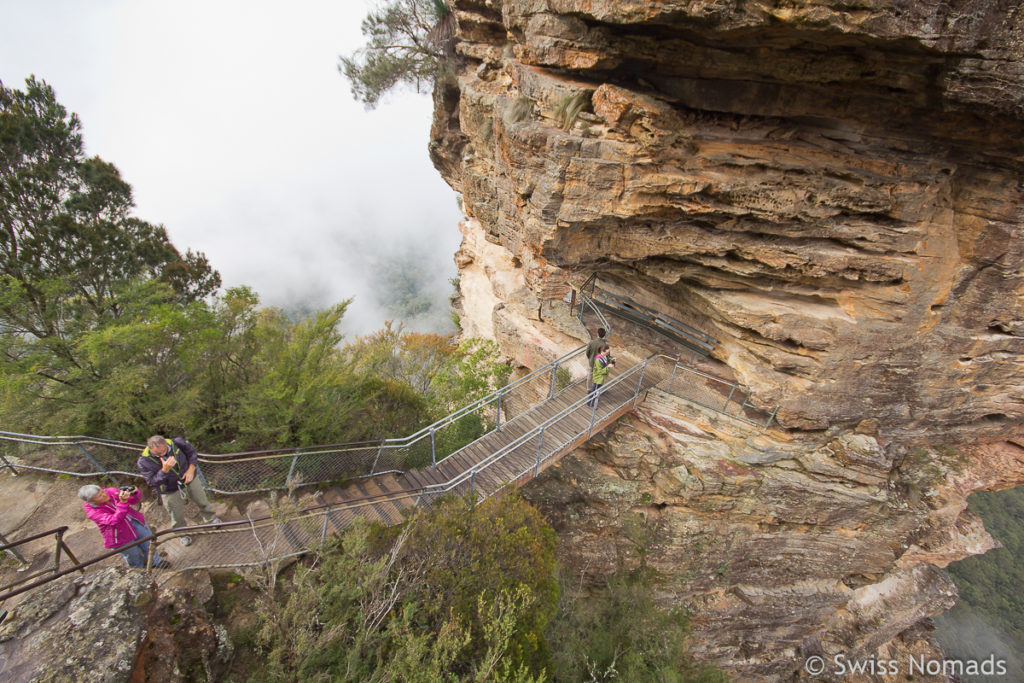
top-left (1, 285), bottom-right (778, 600)
top-left (0, 345), bottom-right (597, 496)
top-left (0, 353), bottom-right (676, 600)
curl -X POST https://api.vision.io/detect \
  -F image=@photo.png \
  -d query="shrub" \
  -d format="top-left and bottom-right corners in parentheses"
top-left (251, 493), bottom-right (558, 680)
top-left (547, 567), bottom-right (727, 682)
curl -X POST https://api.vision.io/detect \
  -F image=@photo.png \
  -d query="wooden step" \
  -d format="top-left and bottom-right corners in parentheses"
top-left (356, 479), bottom-right (408, 525)
top-left (349, 481), bottom-right (394, 524)
top-left (375, 473), bottom-right (406, 493)
top-left (402, 469), bottom-right (437, 491)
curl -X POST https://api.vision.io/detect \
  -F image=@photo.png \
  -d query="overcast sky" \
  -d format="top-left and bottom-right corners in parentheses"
top-left (0, 0), bottom-right (463, 335)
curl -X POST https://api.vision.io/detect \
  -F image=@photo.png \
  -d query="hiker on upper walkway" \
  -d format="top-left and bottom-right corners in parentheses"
top-left (137, 435), bottom-right (220, 546)
top-left (587, 343), bottom-right (615, 406)
top-left (586, 327), bottom-right (608, 367)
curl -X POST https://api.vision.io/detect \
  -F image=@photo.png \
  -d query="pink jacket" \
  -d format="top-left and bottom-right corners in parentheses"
top-left (83, 487), bottom-right (148, 549)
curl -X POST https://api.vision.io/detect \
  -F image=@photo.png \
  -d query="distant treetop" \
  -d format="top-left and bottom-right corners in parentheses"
top-left (339, 0), bottom-right (456, 108)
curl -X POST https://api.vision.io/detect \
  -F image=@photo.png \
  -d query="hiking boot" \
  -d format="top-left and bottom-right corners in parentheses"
top-left (179, 535), bottom-right (193, 546)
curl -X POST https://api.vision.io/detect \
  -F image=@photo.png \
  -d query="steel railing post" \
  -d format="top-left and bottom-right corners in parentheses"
top-left (75, 443), bottom-right (110, 479)
top-left (534, 427), bottom-right (545, 477)
top-left (146, 538), bottom-right (158, 570)
top-left (59, 534), bottom-right (82, 571)
top-left (668, 363), bottom-right (678, 394)
top-left (723, 385), bottom-right (737, 411)
top-left (370, 442), bottom-right (384, 475)
top-left (320, 512), bottom-right (330, 545)
top-left (196, 463), bottom-right (210, 488)
top-left (495, 391), bottom-right (503, 431)
top-left (0, 452), bottom-right (18, 477)
top-left (470, 471), bottom-right (476, 496)
top-left (0, 531), bottom-right (27, 564)
top-left (52, 528), bottom-right (66, 574)
top-left (632, 360), bottom-right (649, 409)
top-left (764, 406), bottom-right (779, 430)
top-left (286, 451), bottom-right (300, 489)
top-left (430, 429), bottom-right (436, 467)
top-left (548, 361), bottom-right (559, 398)
top-left (588, 391), bottom-right (600, 438)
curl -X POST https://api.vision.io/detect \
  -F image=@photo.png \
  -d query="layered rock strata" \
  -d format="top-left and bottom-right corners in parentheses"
top-left (432, 0), bottom-right (1024, 679)
top-left (432, 0), bottom-right (1024, 438)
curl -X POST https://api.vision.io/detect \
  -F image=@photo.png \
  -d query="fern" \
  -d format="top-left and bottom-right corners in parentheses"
top-left (554, 91), bottom-right (591, 131)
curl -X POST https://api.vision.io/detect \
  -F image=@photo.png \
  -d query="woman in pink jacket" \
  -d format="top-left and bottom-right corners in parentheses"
top-left (79, 484), bottom-right (168, 568)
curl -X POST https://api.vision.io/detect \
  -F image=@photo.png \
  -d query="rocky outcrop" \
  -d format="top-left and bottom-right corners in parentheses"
top-left (435, 0), bottom-right (1024, 439)
top-left (432, 1), bottom-right (1024, 679)
top-left (519, 390), bottom-right (994, 677)
top-left (0, 568), bottom-right (230, 682)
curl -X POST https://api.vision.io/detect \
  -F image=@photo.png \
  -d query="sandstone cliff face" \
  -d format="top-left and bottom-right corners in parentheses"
top-left (432, 0), bottom-right (1024, 679)
top-left (433, 0), bottom-right (1024, 437)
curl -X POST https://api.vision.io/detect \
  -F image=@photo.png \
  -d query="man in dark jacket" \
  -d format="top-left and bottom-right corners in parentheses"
top-left (138, 435), bottom-right (220, 546)
top-left (586, 327), bottom-right (608, 367)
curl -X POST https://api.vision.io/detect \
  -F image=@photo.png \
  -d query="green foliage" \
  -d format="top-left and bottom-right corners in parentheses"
top-left (0, 78), bottom-right (219, 322)
top-left (223, 300), bottom-right (420, 448)
top-left (3, 280), bottom-right (515, 451)
top-left (939, 485), bottom-right (1024, 678)
top-left (346, 326), bottom-right (509, 421)
top-left (554, 92), bottom-right (591, 132)
top-left (339, 0), bottom-right (455, 108)
top-left (554, 366), bottom-right (573, 393)
top-left (252, 494), bottom-right (556, 681)
top-left (547, 567), bottom-right (727, 683)
top-left (403, 494), bottom-right (558, 671)
top-left (0, 77), bottom-right (220, 434)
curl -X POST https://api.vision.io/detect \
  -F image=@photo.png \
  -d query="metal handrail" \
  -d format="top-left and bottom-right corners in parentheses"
top-left (0, 353), bottom-right (669, 600)
top-left (654, 354), bottom-right (780, 429)
top-left (591, 289), bottom-right (716, 351)
top-left (0, 431), bottom-right (141, 449)
top-left (374, 343), bottom-right (588, 446)
top-left (579, 292), bottom-right (611, 334)
top-left (0, 525), bottom-right (83, 598)
top-left (0, 344), bottom-right (590, 462)
top-left (419, 353), bottom-right (660, 495)
top-left (0, 482), bottom-right (427, 602)
top-left (575, 273), bottom-right (611, 334)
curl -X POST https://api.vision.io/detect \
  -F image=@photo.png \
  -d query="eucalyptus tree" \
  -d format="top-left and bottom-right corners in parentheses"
top-left (0, 77), bottom-right (219, 431)
top-left (0, 77), bottom-right (219, 336)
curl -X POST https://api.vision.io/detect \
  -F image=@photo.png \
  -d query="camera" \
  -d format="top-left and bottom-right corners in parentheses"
top-left (119, 485), bottom-right (137, 492)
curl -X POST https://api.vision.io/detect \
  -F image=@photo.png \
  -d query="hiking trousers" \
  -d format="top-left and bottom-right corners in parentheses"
top-left (161, 477), bottom-right (217, 529)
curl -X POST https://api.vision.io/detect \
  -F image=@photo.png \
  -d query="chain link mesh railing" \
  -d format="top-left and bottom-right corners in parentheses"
top-left (420, 353), bottom-right (668, 502)
top-left (0, 345), bottom-right (594, 495)
top-left (0, 353), bottom-right (671, 596)
top-left (0, 305), bottom-right (778, 600)
top-left (661, 360), bottom-right (779, 429)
